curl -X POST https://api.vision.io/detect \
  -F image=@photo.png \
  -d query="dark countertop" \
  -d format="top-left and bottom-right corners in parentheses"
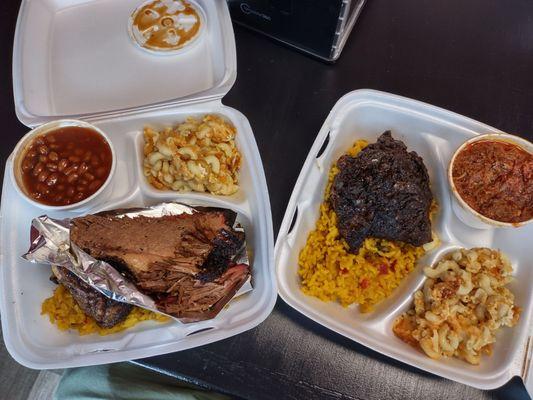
top-left (2, 1), bottom-right (532, 399)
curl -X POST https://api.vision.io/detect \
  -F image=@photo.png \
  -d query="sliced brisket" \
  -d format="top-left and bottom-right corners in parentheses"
top-left (70, 208), bottom-right (249, 320)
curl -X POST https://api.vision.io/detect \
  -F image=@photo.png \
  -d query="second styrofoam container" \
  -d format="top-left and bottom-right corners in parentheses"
top-left (275, 89), bottom-right (533, 391)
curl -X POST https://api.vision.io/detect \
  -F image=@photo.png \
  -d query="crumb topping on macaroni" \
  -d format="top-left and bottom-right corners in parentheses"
top-left (393, 248), bottom-right (520, 365)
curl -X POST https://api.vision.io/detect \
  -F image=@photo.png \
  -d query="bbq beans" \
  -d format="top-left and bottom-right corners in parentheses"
top-left (20, 127), bottom-right (112, 206)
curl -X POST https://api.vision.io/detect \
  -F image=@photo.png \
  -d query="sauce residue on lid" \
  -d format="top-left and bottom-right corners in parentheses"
top-left (19, 126), bottom-right (112, 207)
top-left (452, 139), bottom-right (533, 224)
top-left (130, 0), bottom-right (202, 52)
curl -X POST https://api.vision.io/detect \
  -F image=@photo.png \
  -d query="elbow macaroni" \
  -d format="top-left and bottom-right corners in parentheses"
top-left (393, 248), bottom-right (520, 365)
top-left (143, 115), bottom-right (241, 195)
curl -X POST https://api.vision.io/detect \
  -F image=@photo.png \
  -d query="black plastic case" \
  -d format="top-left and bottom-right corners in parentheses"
top-left (228, 0), bottom-right (366, 62)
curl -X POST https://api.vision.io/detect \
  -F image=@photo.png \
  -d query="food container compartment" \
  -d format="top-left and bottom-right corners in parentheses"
top-left (275, 89), bottom-right (533, 390)
top-left (134, 113), bottom-right (248, 206)
top-left (448, 133), bottom-right (533, 230)
top-left (2, 0), bottom-right (276, 369)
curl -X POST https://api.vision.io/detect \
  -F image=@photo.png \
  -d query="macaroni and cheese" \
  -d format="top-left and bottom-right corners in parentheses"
top-left (143, 115), bottom-right (241, 195)
top-left (393, 248), bottom-right (520, 365)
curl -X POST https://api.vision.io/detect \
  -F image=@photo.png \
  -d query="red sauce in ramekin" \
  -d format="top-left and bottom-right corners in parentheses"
top-left (452, 139), bottom-right (532, 223)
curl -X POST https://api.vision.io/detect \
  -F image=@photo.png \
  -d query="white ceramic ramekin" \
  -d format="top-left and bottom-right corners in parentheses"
top-left (11, 119), bottom-right (116, 211)
top-left (448, 133), bottom-right (533, 229)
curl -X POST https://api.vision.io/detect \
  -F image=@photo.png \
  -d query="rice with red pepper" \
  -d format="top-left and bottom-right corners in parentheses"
top-left (298, 140), bottom-right (427, 313)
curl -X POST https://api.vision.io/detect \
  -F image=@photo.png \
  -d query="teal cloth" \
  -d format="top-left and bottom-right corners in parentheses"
top-left (54, 363), bottom-right (230, 400)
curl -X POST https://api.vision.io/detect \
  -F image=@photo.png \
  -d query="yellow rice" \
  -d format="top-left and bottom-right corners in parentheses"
top-left (298, 140), bottom-right (425, 313)
top-left (41, 284), bottom-right (170, 335)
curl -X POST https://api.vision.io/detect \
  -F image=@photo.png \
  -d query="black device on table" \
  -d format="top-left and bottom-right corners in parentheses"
top-left (227, 0), bottom-right (366, 62)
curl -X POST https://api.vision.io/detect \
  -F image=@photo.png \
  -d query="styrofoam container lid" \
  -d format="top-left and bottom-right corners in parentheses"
top-left (12, 0), bottom-right (236, 127)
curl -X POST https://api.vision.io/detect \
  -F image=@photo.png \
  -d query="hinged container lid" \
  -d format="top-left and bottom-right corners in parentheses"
top-left (12, 0), bottom-right (236, 127)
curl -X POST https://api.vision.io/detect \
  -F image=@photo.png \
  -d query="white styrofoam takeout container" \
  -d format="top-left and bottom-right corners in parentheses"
top-left (1, 0), bottom-right (276, 369)
top-left (275, 90), bottom-right (533, 392)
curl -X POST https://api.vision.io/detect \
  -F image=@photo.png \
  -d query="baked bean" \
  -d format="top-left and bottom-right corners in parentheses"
top-left (37, 171), bottom-right (50, 183)
top-left (90, 155), bottom-right (100, 166)
top-left (95, 167), bottom-right (107, 178)
top-left (89, 180), bottom-right (102, 191)
top-left (83, 151), bottom-right (92, 162)
top-left (35, 137), bottom-right (45, 146)
top-left (78, 162), bottom-right (89, 175)
top-left (66, 173), bottom-right (79, 184)
top-left (57, 184), bottom-right (66, 192)
top-left (46, 163), bottom-right (58, 172)
top-left (49, 151), bottom-right (59, 161)
top-left (27, 150), bottom-right (37, 159)
top-left (53, 194), bottom-right (63, 203)
top-left (74, 148), bottom-right (84, 156)
top-left (76, 184), bottom-right (86, 193)
top-left (50, 144), bottom-right (60, 150)
top-left (83, 172), bottom-right (95, 181)
top-left (36, 183), bottom-right (50, 196)
top-left (32, 162), bottom-right (45, 176)
top-left (22, 159), bottom-right (34, 172)
top-left (38, 145), bottom-right (49, 155)
top-left (66, 187), bottom-right (75, 197)
top-left (39, 155), bottom-right (47, 163)
top-left (67, 142), bottom-right (75, 150)
top-left (68, 155), bottom-right (81, 163)
top-left (46, 173), bottom-right (59, 187)
top-left (64, 164), bottom-right (79, 176)
top-left (45, 135), bottom-right (56, 143)
top-left (58, 159), bottom-right (69, 171)
top-left (80, 179), bottom-right (88, 185)
top-left (74, 192), bottom-right (85, 201)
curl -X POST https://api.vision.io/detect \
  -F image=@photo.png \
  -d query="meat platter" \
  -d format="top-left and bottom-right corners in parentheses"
top-left (275, 89), bottom-right (533, 391)
top-left (0, 0), bottom-right (276, 368)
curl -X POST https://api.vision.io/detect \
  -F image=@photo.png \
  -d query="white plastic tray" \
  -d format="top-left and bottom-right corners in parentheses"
top-left (1, 0), bottom-right (276, 369)
top-left (275, 89), bottom-right (533, 391)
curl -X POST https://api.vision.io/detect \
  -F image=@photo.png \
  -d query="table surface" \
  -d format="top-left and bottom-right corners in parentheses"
top-left (2, 1), bottom-right (532, 399)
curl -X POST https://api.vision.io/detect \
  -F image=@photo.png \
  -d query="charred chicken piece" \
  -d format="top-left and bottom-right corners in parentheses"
top-left (330, 131), bottom-right (433, 253)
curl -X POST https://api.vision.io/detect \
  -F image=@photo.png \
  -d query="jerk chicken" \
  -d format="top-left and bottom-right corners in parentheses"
top-left (330, 131), bottom-right (433, 253)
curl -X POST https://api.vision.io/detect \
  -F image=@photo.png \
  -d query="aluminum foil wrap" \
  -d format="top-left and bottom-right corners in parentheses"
top-left (22, 203), bottom-right (252, 323)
